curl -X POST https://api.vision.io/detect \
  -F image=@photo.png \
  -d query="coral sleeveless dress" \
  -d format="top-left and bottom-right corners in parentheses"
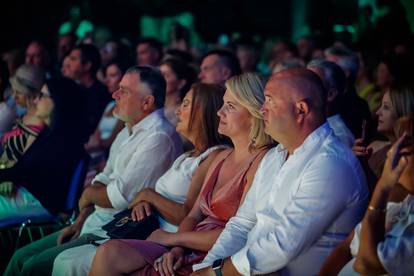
top-left (121, 149), bottom-right (266, 275)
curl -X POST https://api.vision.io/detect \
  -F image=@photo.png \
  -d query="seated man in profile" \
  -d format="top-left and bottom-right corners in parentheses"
top-left (4, 66), bottom-right (182, 276)
top-left (193, 68), bottom-right (368, 276)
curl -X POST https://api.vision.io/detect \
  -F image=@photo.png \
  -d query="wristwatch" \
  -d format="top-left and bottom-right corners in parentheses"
top-left (212, 259), bottom-right (224, 276)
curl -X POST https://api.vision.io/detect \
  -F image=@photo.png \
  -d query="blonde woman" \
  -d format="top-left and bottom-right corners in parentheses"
top-left (0, 65), bottom-right (45, 168)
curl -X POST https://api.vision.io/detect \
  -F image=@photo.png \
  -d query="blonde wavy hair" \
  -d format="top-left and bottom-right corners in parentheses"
top-left (225, 73), bottom-right (274, 149)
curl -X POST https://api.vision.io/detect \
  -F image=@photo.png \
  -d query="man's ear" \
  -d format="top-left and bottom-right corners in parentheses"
top-left (296, 100), bottom-right (310, 122)
top-left (221, 67), bottom-right (232, 81)
top-left (327, 88), bottom-right (339, 103)
top-left (142, 95), bottom-right (156, 111)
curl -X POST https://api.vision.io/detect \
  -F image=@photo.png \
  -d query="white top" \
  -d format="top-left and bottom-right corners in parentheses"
top-left (80, 109), bottom-right (183, 237)
top-left (98, 101), bottom-right (118, 140)
top-left (340, 195), bottom-right (414, 276)
top-left (327, 114), bottom-right (355, 148)
top-left (156, 145), bottom-right (227, 233)
top-left (0, 102), bottom-right (16, 139)
top-left (194, 123), bottom-right (369, 275)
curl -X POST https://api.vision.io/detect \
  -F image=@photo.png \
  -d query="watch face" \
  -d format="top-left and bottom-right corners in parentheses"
top-left (212, 258), bottom-right (223, 269)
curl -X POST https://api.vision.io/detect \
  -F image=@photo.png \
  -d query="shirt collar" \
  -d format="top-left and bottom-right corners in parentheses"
top-left (130, 108), bottom-right (165, 135)
top-left (277, 121), bottom-right (332, 156)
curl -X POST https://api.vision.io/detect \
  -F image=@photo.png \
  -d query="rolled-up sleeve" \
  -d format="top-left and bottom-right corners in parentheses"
top-left (231, 156), bottom-right (355, 274)
top-left (106, 133), bottom-right (176, 209)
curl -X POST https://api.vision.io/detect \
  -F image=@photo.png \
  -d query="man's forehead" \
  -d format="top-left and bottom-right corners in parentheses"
top-left (203, 54), bottom-right (221, 65)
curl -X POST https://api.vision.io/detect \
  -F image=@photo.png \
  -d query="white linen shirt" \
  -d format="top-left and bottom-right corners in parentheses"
top-left (327, 114), bottom-right (355, 148)
top-left (194, 123), bottom-right (369, 275)
top-left (80, 109), bottom-right (182, 237)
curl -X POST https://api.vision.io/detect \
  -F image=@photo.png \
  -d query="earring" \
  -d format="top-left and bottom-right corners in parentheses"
top-left (250, 137), bottom-right (256, 148)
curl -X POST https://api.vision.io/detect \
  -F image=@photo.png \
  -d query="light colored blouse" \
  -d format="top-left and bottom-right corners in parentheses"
top-left (340, 195), bottom-right (414, 276)
top-left (98, 101), bottom-right (118, 140)
top-left (155, 145), bottom-right (227, 233)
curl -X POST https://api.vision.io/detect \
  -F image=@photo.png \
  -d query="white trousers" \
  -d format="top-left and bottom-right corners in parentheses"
top-left (52, 240), bottom-right (107, 276)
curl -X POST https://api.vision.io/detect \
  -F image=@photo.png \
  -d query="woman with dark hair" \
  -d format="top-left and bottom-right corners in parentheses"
top-left (0, 77), bottom-right (86, 224)
top-left (52, 83), bottom-right (229, 274)
top-left (160, 58), bottom-right (197, 126)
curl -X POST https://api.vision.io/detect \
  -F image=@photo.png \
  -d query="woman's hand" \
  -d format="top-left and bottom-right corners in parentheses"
top-left (131, 201), bottom-right (152, 221)
top-left (377, 133), bottom-right (410, 190)
top-left (352, 138), bottom-right (373, 158)
top-left (0, 181), bottom-right (16, 197)
top-left (128, 188), bottom-right (153, 208)
top-left (154, 247), bottom-right (185, 276)
top-left (147, 229), bottom-right (175, 246)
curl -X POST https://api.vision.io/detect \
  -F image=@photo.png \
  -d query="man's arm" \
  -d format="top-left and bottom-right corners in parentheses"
top-left (229, 156), bottom-right (364, 275)
top-left (78, 182), bottom-right (112, 210)
top-left (57, 206), bottom-right (95, 244)
top-left (191, 258), bottom-right (241, 276)
top-left (105, 133), bottom-right (178, 209)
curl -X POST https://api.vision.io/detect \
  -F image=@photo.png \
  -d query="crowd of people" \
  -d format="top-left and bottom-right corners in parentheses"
top-left (1, 4), bottom-right (414, 275)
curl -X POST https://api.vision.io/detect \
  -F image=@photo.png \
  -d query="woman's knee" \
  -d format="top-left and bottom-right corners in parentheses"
top-left (95, 240), bottom-right (123, 262)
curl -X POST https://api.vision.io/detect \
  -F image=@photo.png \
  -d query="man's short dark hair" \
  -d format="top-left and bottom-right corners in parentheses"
top-left (202, 49), bottom-right (241, 76)
top-left (137, 38), bottom-right (163, 58)
top-left (307, 59), bottom-right (346, 95)
top-left (126, 65), bottom-right (166, 109)
top-left (73, 44), bottom-right (101, 75)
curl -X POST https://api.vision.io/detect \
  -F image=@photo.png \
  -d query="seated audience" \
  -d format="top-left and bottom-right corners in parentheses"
top-left (192, 68), bottom-right (368, 276)
top-left (0, 64), bottom-right (45, 168)
top-left (307, 59), bottom-right (355, 147)
top-left (0, 60), bottom-right (16, 140)
top-left (198, 49), bottom-right (241, 85)
top-left (89, 72), bottom-right (274, 275)
top-left (0, 77), bottom-right (86, 224)
top-left (160, 58), bottom-right (197, 126)
top-left (325, 45), bottom-right (372, 139)
top-left (319, 114), bottom-right (414, 276)
top-left (25, 40), bottom-right (51, 78)
top-left (63, 43), bottom-right (112, 142)
top-left (353, 85), bottom-right (414, 192)
top-left (4, 66), bottom-right (183, 276)
top-left (52, 82), bottom-right (229, 275)
top-left (85, 60), bottom-right (128, 155)
top-left (365, 53), bottom-right (414, 114)
top-left (136, 38), bottom-right (163, 66)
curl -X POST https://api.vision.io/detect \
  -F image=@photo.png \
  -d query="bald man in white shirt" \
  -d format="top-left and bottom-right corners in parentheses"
top-left (193, 68), bottom-right (368, 276)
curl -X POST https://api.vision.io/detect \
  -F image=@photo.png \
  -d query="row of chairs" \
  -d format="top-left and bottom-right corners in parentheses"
top-left (0, 155), bottom-right (90, 256)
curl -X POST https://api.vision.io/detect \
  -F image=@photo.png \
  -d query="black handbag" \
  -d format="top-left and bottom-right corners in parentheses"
top-left (102, 208), bottom-right (159, 239)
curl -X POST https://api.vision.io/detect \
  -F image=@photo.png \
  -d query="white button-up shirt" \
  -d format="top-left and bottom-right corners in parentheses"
top-left (80, 109), bottom-right (182, 237)
top-left (327, 114), bottom-right (355, 148)
top-left (194, 123), bottom-right (368, 275)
